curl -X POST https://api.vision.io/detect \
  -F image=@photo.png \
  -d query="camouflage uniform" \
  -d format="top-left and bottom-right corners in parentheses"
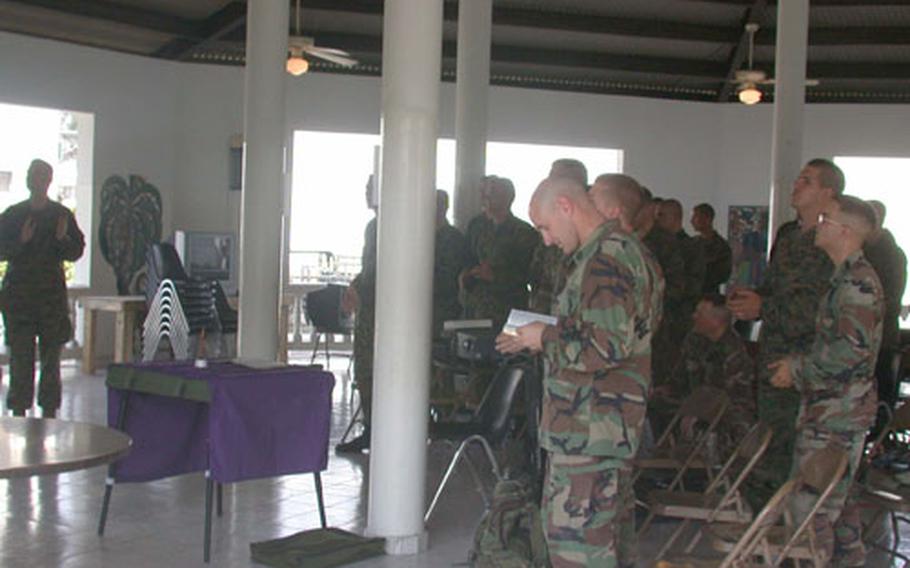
top-left (699, 231), bottom-right (733, 294)
top-left (752, 221), bottom-right (833, 500)
top-left (530, 243), bottom-right (566, 315)
top-left (0, 200), bottom-right (84, 414)
top-left (788, 250), bottom-right (882, 567)
top-left (676, 229), bottom-right (706, 336)
top-left (666, 327), bottom-right (756, 457)
top-left (351, 216), bottom-right (377, 426)
top-left (641, 226), bottom-right (686, 427)
top-left (463, 213), bottom-right (540, 328)
top-left (433, 222), bottom-right (470, 336)
top-left (864, 230), bottom-right (907, 415)
top-left (540, 220), bottom-right (662, 568)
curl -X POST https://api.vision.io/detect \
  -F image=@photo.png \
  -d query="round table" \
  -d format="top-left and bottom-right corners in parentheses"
top-left (0, 417), bottom-right (132, 478)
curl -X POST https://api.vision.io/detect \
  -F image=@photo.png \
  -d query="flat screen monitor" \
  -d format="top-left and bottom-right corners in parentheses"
top-left (174, 230), bottom-right (238, 295)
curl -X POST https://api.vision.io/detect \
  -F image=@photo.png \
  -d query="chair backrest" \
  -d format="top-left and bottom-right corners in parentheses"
top-left (719, 478), bottom-right (801, 568)
top-left (772, 447), bottom-right (849, 565)
top-left (475, 363), bottom-right (528, 447)
top-left (305, 284), bottom-right (350, 334)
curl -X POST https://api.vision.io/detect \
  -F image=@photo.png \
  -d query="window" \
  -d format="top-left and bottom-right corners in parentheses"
top-left (289, 130), bottom-right (621, 283)
top-left (834, 156), bottom-right (910, 322)
top-left (0, 102), bottom-right (94, 286)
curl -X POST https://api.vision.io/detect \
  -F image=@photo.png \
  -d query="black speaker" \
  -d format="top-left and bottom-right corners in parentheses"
top-left (306, 284), bottom-right (351, 334)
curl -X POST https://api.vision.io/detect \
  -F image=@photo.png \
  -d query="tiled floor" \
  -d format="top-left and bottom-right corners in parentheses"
top-left (0, 355), bottom-right (908, 567)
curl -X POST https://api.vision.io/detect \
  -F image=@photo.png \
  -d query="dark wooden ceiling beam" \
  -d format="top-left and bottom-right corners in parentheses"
top-left (154, 2), bottom-right (247, 60)
top-left (4, 0), bottom-right (199, 37)
top-left (756, 26), bottom-right (910, 46)
top-left (718, 1), bottom-right (768, 101)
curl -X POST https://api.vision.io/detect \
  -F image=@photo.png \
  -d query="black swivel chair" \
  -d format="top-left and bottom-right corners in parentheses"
top-left (424, 361), bottom-right (533, 522)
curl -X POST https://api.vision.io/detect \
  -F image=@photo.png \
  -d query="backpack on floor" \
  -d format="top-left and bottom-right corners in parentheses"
top-left (470, 476), bottom-right (549, 568)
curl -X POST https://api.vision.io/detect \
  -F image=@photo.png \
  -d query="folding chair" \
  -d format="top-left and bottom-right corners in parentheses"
top-left (655, 477), bottom-right (802, 568)
top-left (634, 386), bottom-right (730, 489)
top-left (859, 401), bottom-right (910, 565)
top-left (424, 362), bottom-right (530, 523)
top-left (706, 446), bottom-right (850, 567)
top-left (640, 422), bottom-right (773, 560)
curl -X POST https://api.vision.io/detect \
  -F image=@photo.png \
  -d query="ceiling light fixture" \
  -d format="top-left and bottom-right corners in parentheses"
top-left (286, 46), bottom-right (309, 76)
top-left (738, 84), bottom-right (762, 105)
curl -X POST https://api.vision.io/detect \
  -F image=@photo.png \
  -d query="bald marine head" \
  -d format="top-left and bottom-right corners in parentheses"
top-left (529, 176), bottom-right (604, 255)
top-left (589, 173), bottom-right (643, 232)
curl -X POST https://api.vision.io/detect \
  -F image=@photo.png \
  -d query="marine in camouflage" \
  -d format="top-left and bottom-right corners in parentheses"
top-left (463, 212), bottom-right (540, 327)
top-left (788, 249), bottom-right (883, 567)
top-left (752, 220), bottom-right (833, 498)
top-left (351, 216), bottom-right (377, 426)
top-left (540, 219), bottom-right (661, 568)
top-left (700, 231), bottom-right (732, 294)
top-left (675, 229), bottom-right (706, 338)
top-left (641, 225), bottom-right (686, 390)
top-left (668, 326), bottom-right (756, 457)
top-left (0, 198), bottom-right (84, 414)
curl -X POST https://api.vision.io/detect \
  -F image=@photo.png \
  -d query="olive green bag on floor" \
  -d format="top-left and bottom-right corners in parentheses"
top-left (250, 527), bottom-right (385, 568)
top-left (471, 477), bottom-right (549, 568)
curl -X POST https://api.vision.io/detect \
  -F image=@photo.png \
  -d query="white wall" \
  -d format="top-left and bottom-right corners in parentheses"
top-left (3, 30), bottom-right (910, 286)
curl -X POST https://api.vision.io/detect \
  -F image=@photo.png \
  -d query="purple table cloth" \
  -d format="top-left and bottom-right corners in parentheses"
top-left (106, 361), bottom-right (334, 484)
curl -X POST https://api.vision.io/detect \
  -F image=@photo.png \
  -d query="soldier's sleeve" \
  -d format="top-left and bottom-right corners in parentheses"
top-left (52, 209), bottom-right (85, 261)
top-left (790, 277), bottom-right (882, 391)
top-left (541, 246), bottom-right (638, 372)
top-left (0, 209), bottom-right (24, 261)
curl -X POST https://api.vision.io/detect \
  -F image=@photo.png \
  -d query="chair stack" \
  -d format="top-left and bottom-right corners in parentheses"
top-left (142, 243), bottom-right (219, 361)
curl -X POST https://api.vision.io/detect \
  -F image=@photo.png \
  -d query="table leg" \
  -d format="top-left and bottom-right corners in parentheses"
top-left (314, 471), bottom-right (327, 528)
top-left (117, 309), bottom-right (138, 363)
top-left (204, 471), bottom-right (213, 563)
top-left (82, 308), bottom-right (97, 374)
top-left (216, 482), bottom-right (223, 517)
top-left (98, 391), bottom-right (131, 536)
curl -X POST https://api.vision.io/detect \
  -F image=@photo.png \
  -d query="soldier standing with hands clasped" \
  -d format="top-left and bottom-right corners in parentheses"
top-left (0, 159), bottom-right (85, 418)
top-left (767, 195), bottom-right (883, 567)
top-left (497, 176), bottom-right (660, 568)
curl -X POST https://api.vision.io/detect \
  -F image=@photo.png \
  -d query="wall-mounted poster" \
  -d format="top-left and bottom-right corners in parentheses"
top-left (728, 205), bottom-right (769, 288)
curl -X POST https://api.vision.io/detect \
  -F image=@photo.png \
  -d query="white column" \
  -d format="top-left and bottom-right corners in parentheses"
top-left (366, 0), bottom-right (442, 555)
top-left (768, 0), bottom-right (809, 236)
top-left (237, 0), bottom-right (288, 360)
top-left (453, 0), bottom-right (492, 230)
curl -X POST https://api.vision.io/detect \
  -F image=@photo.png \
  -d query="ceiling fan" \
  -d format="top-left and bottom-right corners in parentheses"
top-left (286, 0), bottom-right (358, 76)
top-left (731, 23), bottom-right (819, 104)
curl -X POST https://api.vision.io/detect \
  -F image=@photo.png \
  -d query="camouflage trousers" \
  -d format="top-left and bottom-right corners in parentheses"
top-left (747, 383), bottom-right (801, 507)
top-left (353, 307), bottom-right (374, 427)
top-left (542, 453), bottom-right (635, 568)
top-left (3, 308), bottom-right (71, 413)
top-left (790, 427), bottom-right (867, 567)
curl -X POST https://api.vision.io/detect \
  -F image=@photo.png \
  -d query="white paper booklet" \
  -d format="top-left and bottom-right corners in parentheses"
top-left (502, 309), bottom-right (558, 336)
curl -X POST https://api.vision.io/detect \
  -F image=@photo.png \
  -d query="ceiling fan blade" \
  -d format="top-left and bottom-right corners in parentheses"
top-left (307, 46), bottom-right (353, 57)
top-left (303, 47), bottom-right (358, 67)
top-left (761, 78), bottom-right (820, 87)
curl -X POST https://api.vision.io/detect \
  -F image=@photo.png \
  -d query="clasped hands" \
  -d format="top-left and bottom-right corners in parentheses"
top-left (19, 215), bottom-right (69, 243)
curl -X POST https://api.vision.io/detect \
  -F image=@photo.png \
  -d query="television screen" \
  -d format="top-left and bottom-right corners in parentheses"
top-left (175, 230), bottom-right (237, 294)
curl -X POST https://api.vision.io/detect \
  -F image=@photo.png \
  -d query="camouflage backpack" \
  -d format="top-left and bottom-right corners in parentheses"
top-left (471, 476), bottom-right (549, 568)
